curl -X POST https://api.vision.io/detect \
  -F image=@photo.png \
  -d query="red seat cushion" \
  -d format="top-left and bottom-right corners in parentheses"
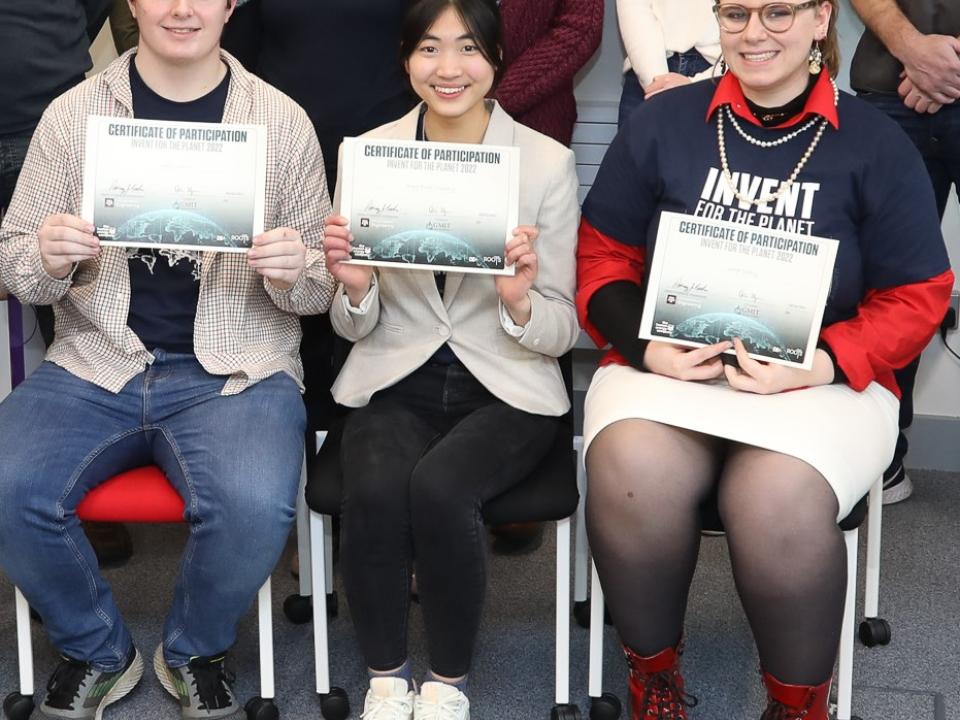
top-left (76, 466), bottom-right (185, 523)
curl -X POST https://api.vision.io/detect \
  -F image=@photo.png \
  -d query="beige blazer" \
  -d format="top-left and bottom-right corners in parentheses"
top-left (329, 101), bottom-right (579, 416)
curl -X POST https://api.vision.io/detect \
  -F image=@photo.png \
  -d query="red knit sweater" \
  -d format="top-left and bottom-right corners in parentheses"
top-left (496, 0), bottom-right (604, 146)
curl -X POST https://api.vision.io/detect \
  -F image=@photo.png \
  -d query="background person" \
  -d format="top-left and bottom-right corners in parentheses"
top-left (322, 1), bottom-right (580, 717)
top-left (849, 0), bottom-right (960, 504)
top-left (576, 1), bottom-right (952, 717)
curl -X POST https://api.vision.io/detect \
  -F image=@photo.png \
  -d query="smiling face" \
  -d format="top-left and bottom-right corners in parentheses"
top-left (129, 0), bottom-right (234, 67)
top-left (717, 0), bottom-right (832, 106)
top-left (405, 6), bottom-right (496, 125)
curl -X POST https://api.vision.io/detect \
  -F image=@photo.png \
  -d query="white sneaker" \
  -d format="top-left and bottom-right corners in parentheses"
top-left (414, 681), bottom-right (470, 720)
top-left (361, 677), bottom-right (415, 720)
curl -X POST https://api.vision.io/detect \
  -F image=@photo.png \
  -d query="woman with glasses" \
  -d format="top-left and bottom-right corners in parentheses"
top-left (616, 0), bottom-right (720, 127)
top-left (577, 1), bottom-right (952, 718)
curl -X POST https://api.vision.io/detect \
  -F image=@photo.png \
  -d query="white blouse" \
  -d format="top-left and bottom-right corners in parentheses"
top-left (616, 0), bottom-right (721, 87)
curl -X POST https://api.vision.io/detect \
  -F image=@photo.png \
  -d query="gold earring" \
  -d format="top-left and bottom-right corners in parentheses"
top-left (718, 55), bottom-right (728, 76)
top-left (809, 43), bottom-right (823, 75)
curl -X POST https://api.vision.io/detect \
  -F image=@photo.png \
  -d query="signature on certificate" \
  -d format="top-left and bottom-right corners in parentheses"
top-left (671, 278), bottom-right (709, 294)
top-left (107, 180), bottom-right (145, 195)
top-left (738, 289), bottom-right (761, 302)
top-left (362, 201), bottom-right (401, 216)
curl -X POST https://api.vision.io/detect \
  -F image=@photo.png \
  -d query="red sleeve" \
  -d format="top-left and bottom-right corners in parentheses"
top-left (495, 0), bottom-right (604, 118)
top-left (576, 217), bottom-right (645, 348)
top-left (820, 269), bottom-right (954, 397)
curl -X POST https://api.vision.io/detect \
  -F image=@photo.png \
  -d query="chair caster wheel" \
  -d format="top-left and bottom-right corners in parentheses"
top-left (858, 617), bottom-right (891, 647)
top-left (283, 593), bottom-right (312, 624)
top-left (320, 687), bottom-right (350, 720)
top-left (590, 693), bottom-right (622, 720)
top-left (326, 591), bottom-right (339, 618)
top-left (573, 600), bottom-right (590, 628)
top-left (3, 692), bottom-right (34, 720)
top-left (244, 697), bottom-right (279, 720)
top-left (550, 703), bottom-right (581, 720)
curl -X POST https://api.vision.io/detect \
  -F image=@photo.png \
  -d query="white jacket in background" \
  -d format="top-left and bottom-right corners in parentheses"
top-left (616, 0), bottom-right (721, 87)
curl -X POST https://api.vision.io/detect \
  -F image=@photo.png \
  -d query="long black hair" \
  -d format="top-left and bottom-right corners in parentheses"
top-left (400, 0), bottom-right (505, 87)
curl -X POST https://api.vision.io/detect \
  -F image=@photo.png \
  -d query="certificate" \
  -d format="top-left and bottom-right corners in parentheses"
top-left (82, 116), bottom-right (267, 253)
top-left (340, 137), bottom-right (519, 275)
top-left (639, 211), bottom-right (839, 370)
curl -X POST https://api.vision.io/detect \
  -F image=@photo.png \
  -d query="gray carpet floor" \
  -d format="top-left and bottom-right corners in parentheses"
top-left (1, 470), bottom-right (958, 719)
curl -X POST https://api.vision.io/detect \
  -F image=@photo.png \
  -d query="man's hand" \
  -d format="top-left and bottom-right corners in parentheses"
top-left (38, 214), bottom-right (100, 279)
top-left (643, 340), bottom-right (731, 381)
top-left (248, 227), bottom-right (306, 291)
top-left (644, 72), bottom-right (693, 98)
top-left (494, 225), bottom-right (539, 327)
top-left (321, 215), bottom-right (373, 307)
top-left (899, 33), bottom-right (960, 105)
top-left (722, 338), bottom-right (835, 394)
top-left (898, 74), bottom-right (943, 114)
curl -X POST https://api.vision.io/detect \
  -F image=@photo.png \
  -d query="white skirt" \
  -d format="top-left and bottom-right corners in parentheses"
top-left (583, 364), bottom-right (900, 520)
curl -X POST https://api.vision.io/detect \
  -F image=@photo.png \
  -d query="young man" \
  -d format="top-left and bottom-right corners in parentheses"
top-left (0, 1), bottom-right (334, 718)
top-left (849, 0), bottom-right (960, 504)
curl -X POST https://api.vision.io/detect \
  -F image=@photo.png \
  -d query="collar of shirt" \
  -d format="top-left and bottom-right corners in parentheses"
top-left (706, 70), bottom-right (839, 130)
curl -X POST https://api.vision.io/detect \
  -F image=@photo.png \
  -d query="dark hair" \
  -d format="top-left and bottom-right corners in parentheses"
top-left (400, 0), bottom-right (505, 87)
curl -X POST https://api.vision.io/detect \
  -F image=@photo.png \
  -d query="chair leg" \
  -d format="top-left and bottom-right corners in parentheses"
top-left (859, 477), bottom-right (891, 648)
top-left (573, 436), bottom-right (588, 605)
top-left (296, 458), bottom-right (312, 598)
top-left (588, 562), bottom-right (605, 701)
top-left (555, 517), bottom-right (572, 707)
top-left (241, 579), bottom-right (280, 720)
top-left (5, 588), bottom-right (36, 720)
top-left (836, 528), bottom-right (858, 720)
top-left (310, 511), bottom-right (349, 719)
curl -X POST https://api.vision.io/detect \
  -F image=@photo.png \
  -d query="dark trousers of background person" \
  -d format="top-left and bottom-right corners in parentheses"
top-left (858, 94), bottom-right (960, 481)
top-left (1, 129), bottom-right (55, 347)
top-left (618, 50), bottom-right (713, 129)
top-left (338, 361), bottom-right (560, 677)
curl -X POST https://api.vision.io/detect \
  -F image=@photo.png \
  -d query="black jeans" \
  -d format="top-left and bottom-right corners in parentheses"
top-left (858, 94), bottom-right (960, 469)
top-left (1, 129), bottom-right (55, 348)
top-left (339, 361), bottom-right (560, 676)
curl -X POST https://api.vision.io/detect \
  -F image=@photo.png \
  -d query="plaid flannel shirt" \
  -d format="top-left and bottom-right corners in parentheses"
top-left (0, 49), bottom-right (334, 395)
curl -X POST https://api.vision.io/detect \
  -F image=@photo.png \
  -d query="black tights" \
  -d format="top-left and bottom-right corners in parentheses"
top-left (586, 419), bottom-right (845, 685)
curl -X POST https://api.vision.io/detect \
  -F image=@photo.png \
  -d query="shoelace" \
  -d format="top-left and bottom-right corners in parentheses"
top-left (416, 693), bottom-right (468, 720)
top-left (45, 657), bottom-right (94, 709)
top-left (361, 693), bottom-right (413, 719)
top-left (187, 657), bottom-right (236, 710)
top-left (761, 698), bottom-right (813, 720)
top-left (634, 669), bottom-right (699, 718)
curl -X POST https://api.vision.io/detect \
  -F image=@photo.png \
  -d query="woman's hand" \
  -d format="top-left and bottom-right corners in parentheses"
top-left (38, 214), bottom-right (100, 279)
top-left (723, 338), bottom-right (835, 394)
top-left (643, 340), bottom-right (732, 381)
top-left (495, 225), bottom-right (539, 326)
top-left (322, 215), bottom-right (374, 307)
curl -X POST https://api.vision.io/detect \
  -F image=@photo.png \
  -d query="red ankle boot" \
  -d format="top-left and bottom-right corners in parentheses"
top-left (760, 672), bottom-right (831, 719)
top-left (623, 643), bottom-right (697, 719)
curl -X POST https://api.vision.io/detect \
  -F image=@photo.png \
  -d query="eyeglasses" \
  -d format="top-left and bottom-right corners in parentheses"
top-left (713, 1), bottom-right (821, 33)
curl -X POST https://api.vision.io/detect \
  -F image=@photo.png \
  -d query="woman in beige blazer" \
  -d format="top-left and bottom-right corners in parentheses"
top-left (321, 1), bottom-right (578, 717)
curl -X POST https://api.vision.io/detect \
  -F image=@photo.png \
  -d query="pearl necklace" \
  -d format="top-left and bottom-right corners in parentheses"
top-left (716, 78), bottom-right (839, 208)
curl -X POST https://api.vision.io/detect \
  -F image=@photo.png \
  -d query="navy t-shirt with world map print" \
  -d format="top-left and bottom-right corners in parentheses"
top-left (126, 58), bottom-right (230, 354)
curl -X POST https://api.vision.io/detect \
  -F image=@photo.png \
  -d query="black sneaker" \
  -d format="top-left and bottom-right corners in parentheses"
top-left (882, 462), bottom-right (913, 505)
top-left (154, 644), bottom-right (239, 719)
top-left (40, 647), bottom-right (143, 719)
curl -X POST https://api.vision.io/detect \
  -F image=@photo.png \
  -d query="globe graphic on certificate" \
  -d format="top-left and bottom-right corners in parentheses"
top-left (115, 209), bottom-right (239, 248)
top-left (370, 229), bottom-right (494, 269)
top-left (672, 313), bottom-right (789, 360)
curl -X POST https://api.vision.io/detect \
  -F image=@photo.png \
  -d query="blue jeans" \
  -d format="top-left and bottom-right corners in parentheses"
top-left (618, 50), bottom-right (714, 128)
top-left (858, 94), bottom-right (960, 467)
top-left (0, 354), bottom-right (304, 671)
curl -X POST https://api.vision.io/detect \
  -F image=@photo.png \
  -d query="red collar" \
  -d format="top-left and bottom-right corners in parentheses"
top-left (706, 70), bottom-right (839, 130)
